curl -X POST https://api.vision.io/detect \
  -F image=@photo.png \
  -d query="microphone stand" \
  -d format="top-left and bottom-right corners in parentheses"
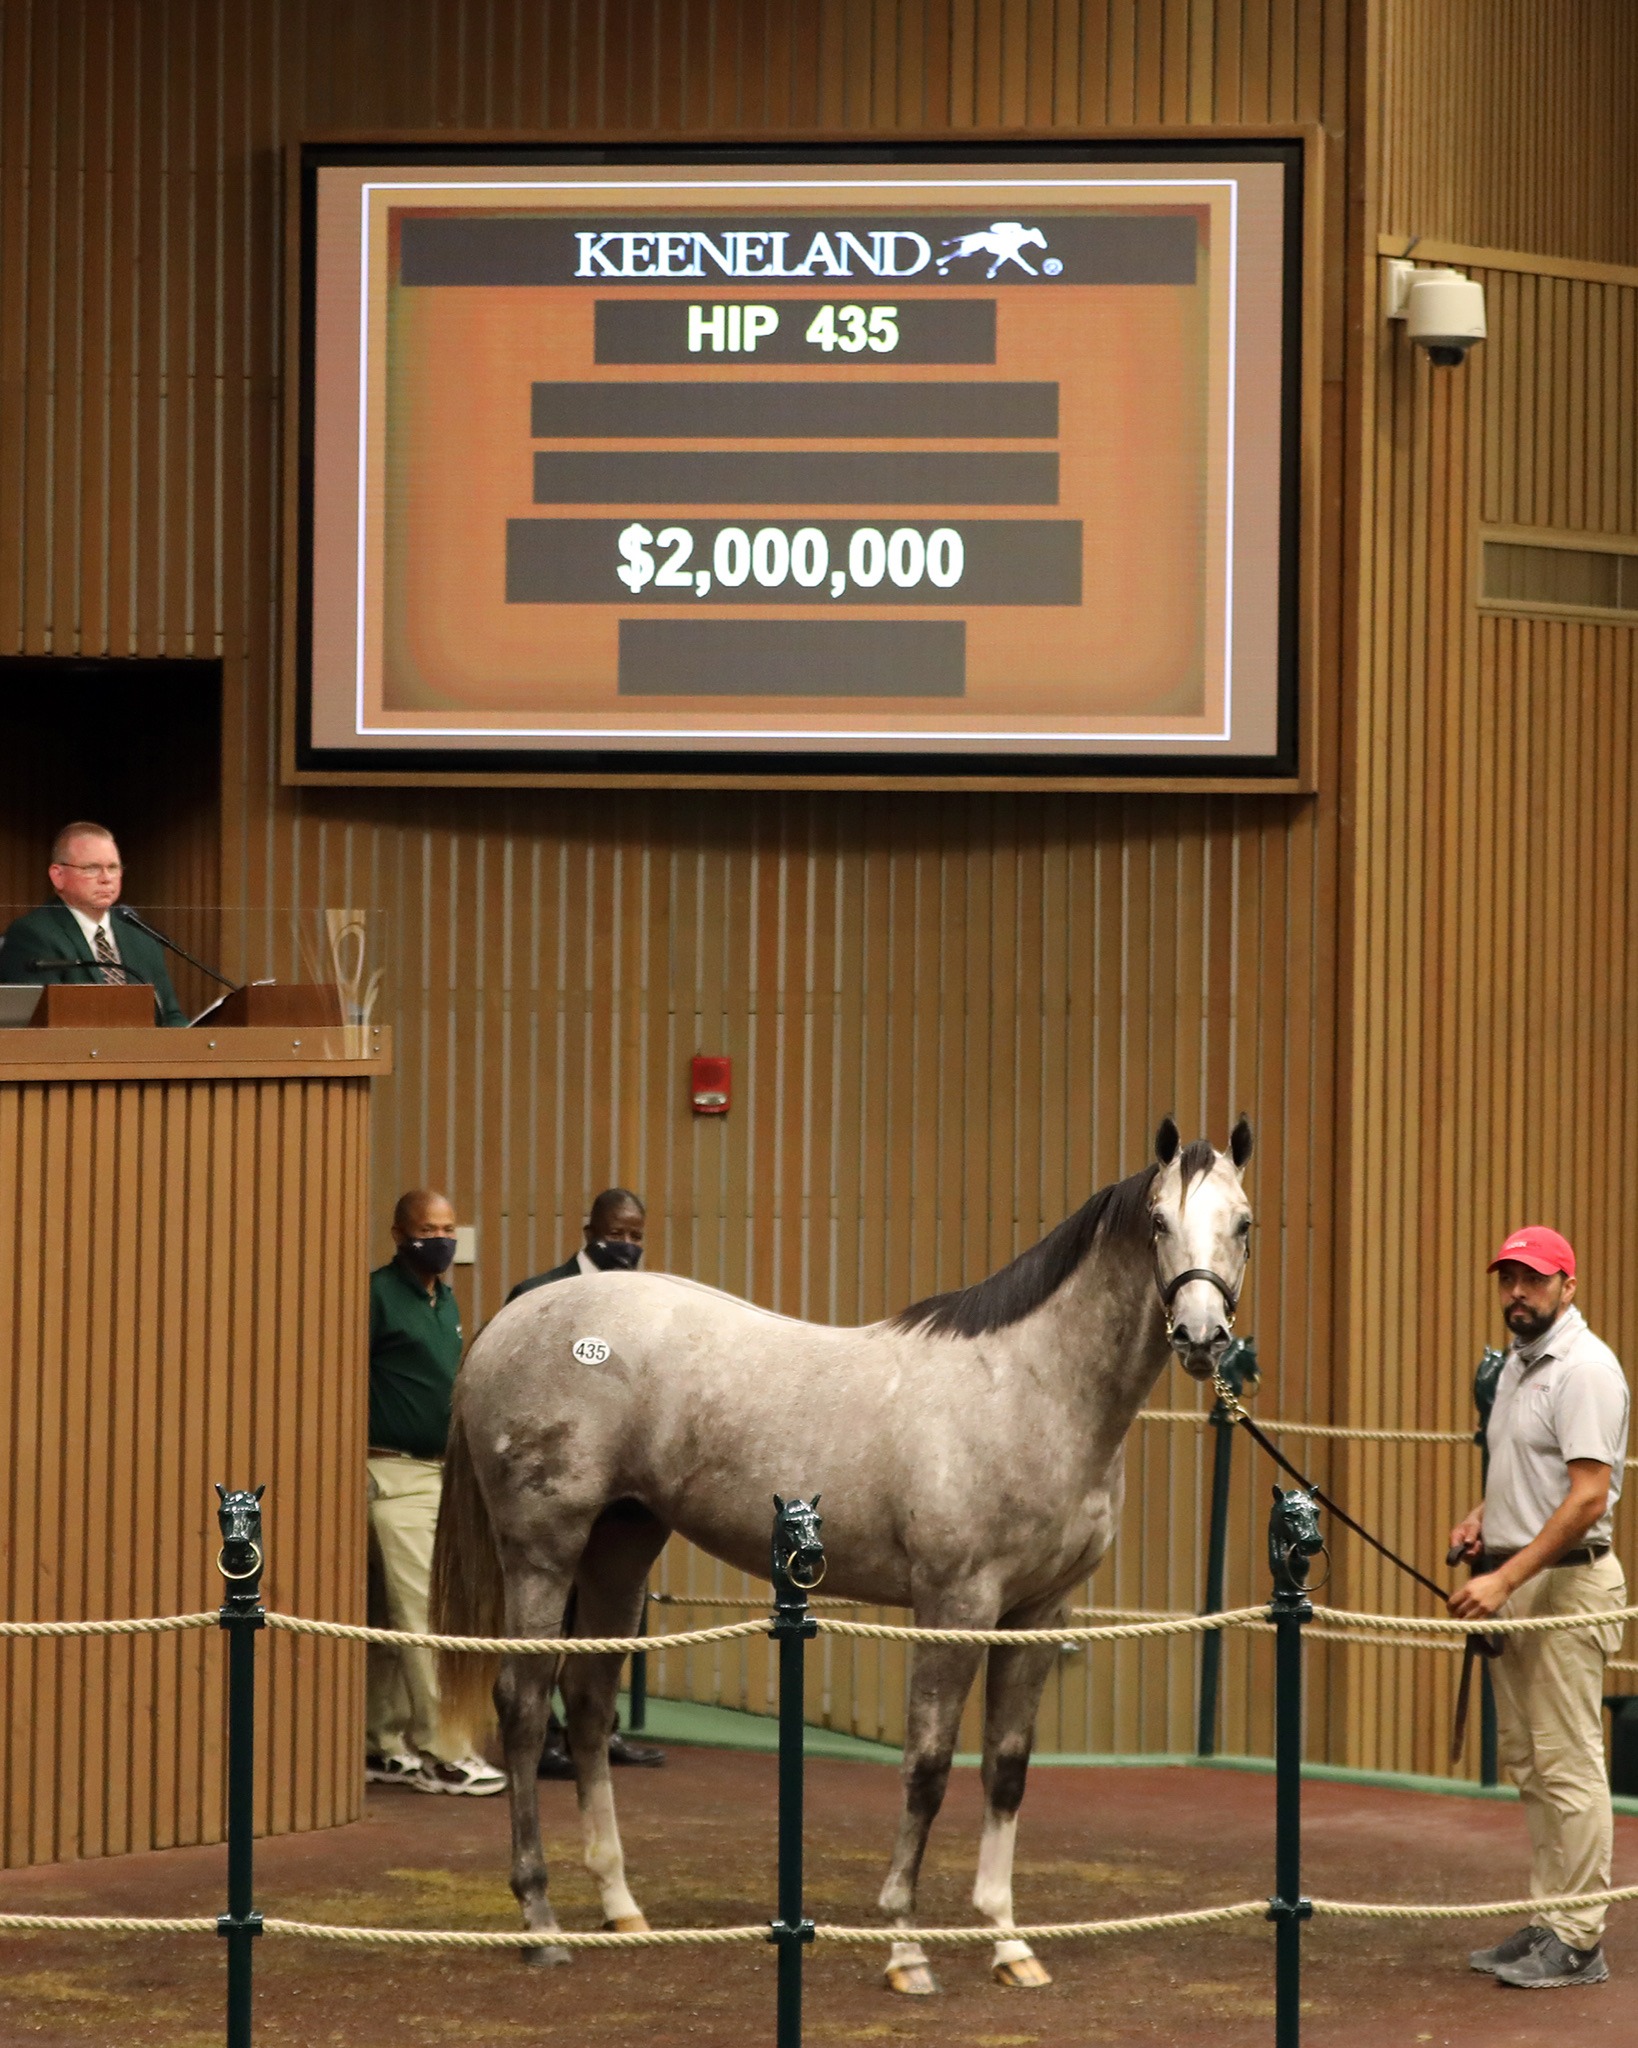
top-left (116, 906), bottom-right (239, 991)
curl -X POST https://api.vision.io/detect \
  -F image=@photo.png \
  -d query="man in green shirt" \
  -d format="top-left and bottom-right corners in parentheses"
top-left (366, 1189), bottom-right (503, 1796)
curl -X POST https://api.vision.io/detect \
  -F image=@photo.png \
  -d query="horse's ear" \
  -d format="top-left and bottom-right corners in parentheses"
top-left (1229, 1116), bottom-right (1253, 1171)
top-left (1155, 1115), bottom-right (1180, 1165)
top-left (810, 1493), bottom-right (821, 1509)
top-left (773, 1493), bottom-right (786, 1513)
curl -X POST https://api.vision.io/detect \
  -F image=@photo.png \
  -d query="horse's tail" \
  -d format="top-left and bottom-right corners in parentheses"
top-left (430, 1397), bottom-right (505, 1755)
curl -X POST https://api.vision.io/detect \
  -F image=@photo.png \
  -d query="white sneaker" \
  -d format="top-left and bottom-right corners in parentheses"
top-left (410, 1755), bottom-right (506, 1796)
top-left (364, 1750), bottom-right (422, 1785)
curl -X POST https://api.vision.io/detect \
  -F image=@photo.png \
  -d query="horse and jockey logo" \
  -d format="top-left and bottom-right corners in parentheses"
top-left (937, 222), bottom-right (1056, 278)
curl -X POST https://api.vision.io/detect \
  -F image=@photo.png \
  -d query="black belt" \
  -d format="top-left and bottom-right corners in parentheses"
top-left (1478, 1544), bottom-right (1609, 1571)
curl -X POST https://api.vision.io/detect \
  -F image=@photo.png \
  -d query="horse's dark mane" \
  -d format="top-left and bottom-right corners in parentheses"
top-left (891, 1140), bottom-right (1217, 1340)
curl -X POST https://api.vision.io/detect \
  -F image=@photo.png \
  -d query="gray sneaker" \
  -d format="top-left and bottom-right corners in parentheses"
top-left (1494, 1931), bottom-right (1609, 1988)
top-left (1469, 1923), bottom-right (1549, 1974)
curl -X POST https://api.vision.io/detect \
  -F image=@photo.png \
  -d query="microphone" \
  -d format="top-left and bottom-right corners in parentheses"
top-left (29, 958), bottom-right (86, 971)
top-left (115, 907), bottom-right (238, 991)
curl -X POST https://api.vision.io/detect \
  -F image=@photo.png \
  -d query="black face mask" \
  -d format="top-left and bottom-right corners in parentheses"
top-left (404, 1235), bottom-right (458, 1276)
top-left (587, 1237), bottom-right (642, 1272)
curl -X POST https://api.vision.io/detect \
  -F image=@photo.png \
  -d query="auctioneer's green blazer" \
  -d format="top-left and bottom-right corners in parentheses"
top-left (0, 902), bottom-right (188, 1027)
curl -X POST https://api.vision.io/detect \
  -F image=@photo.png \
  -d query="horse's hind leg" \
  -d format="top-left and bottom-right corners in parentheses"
top-left (493, 1558), bottom-right (579, 1967)
top-left (974, 1611), bottom-right (1063, 1989)
top-left (560, 1502), bottom-right (670, 1933)
top-left (878, 1635), bottom-right (985, 1995)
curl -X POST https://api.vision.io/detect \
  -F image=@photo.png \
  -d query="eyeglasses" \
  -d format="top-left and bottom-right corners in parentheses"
top-left (58, 862), bottom-right (123, 878)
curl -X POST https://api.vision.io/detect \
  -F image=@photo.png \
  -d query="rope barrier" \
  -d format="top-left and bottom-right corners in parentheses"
top-left (1301, 1602), bottom-right (1638, 1639)
top-left (0, 1913), bottom-right (218, 1935)
top-left (262, 1918), bottom-right (772, 1949)
top-left (648, 1591), bottom-right (870, 1611)
top-left (815, 1607), bottom-right (1270, 1647)
top-left (263, 1613), bottom-right (769, 1656)
top-left (1138, 1406), bottom-right (1638, 1467)
top-left (1, 1604), bottom-right (1628, 1652)
top-left (0, 1613), bottom-right (217, 1639)
top-left (1311, 1880), bottom-right (1638, 1922)
top-left (7, 1603), bottom-right (1628, 1652)
top-left (17, 1885), bottom-right (1638, 1950)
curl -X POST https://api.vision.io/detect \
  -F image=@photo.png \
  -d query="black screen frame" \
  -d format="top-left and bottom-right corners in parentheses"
top-left (289, 136), bottom-right (1307, 787)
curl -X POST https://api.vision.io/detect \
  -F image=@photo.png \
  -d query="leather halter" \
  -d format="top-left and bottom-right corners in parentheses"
top-left (1156, 1261), bottom-right (1240, 1336)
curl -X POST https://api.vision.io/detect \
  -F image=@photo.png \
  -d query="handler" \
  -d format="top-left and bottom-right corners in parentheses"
top-left (365, 1189), bottom-right (504, 1796)
top-left (1450, 1225), bottom-right (1629, 1989)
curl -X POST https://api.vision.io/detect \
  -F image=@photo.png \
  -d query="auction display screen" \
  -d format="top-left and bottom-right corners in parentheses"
top-left (294, 145), bottom-right (1302, 778)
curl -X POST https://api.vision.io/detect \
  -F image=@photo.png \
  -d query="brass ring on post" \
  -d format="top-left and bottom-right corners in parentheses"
top-left (784, 1550), bottom-right (827, 1590)
top-left (217, 1542), bottom-right (264, 1582)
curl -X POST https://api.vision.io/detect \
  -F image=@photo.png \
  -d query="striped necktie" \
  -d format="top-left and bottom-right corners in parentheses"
top-left (92, 922), bottom-right (129, 985)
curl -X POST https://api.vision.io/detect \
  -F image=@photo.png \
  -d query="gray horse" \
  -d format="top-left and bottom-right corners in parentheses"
top-left (431, 1117), bottom-right (1253, 1991)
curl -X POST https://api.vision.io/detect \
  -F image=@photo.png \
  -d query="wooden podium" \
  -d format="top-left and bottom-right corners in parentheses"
top-left (0, 1024), bottom-right (391, 1866)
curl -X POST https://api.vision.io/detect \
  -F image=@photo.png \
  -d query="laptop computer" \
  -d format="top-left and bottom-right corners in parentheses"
top-left (0, 986), bottom-right (42, 1027)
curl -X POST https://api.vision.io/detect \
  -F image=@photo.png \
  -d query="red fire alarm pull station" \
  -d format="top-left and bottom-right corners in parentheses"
top-left (691, 1054), bottom-right (731, 1115)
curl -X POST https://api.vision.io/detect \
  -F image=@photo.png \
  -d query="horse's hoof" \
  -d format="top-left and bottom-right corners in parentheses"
top-left (885, 1962), bottom-right (940, 1995)
top-left (521, 1940), bottom-right (572, 1968)
top-left (992, 1954), bottom-right (1052, 1989)
top-left (602, 1913), bottom-right (650, 1933)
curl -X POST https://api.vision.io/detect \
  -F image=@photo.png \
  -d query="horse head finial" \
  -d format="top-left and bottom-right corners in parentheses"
top-left (216, 1484), bottom-right (266, 1584)
top-left (1267, 1486), bottom-right (1325, 1593)
top-left (771, 1494), bottom-right (827, 1594)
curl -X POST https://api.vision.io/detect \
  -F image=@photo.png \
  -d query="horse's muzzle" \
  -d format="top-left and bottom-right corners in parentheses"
top-left (1169, 1325), bottom-right (1232, 1378)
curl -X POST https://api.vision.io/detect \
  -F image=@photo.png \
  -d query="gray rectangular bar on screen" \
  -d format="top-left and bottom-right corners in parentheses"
top-left (505, 518), bottom-right (1081, 605)
top-left (618, 620), bottom-right (965, 696)
top-left (531, 381), bottom-right (1056, 439)
top-left (534, 451), bottom-right (1057, 505)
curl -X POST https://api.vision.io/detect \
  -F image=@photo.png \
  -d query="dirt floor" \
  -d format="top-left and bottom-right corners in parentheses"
top-left (1, 1752), bottom-right (1636, 2047)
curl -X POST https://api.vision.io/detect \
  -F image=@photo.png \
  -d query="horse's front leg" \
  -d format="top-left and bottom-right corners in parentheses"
top-left (878, 1635), bottom-right (985, 1995)
top-left (974, 1609), bottom-right (1064, 1989)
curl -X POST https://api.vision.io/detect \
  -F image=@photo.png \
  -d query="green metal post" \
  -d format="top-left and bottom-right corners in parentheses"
top-left (1266, 1487), bottom-right (1319, 2048)
top-left (1473, 1348), bottom-right (1506, 1790)
top-left (1197, 1338), bottom-right (1257, 1758)
top-left (215, 1485), bottom-right (266, 2048)
top-left (628, 1596), bottom-right (648, 1732)
top-left (768, 1497), bottom-right (823, 2048)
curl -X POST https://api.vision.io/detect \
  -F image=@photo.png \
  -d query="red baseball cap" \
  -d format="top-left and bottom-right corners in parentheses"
top-left (1488, 1226), bottom-right (1576, 1280)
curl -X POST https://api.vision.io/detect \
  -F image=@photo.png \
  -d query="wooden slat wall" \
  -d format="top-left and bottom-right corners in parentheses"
top-left (0, 1073), bottom-right (372, 1867)
top-left (2, 0), bottom-right (1358, 1780)
top-left (1378, 0), bottom-right (1638, 268)
top-left (1335, 2), bottom-right (1638, 1775)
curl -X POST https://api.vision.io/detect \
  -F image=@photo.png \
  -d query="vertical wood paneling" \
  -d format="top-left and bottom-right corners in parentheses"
top-left (0, 1072), bottom-right (372, 1866)
top-left (0, 0), bottom-right (1361, 1787)
top-left (1378, 0), bottom-right (1638, 267)
top-left (1344, 9), bottom-right (1638, 1773)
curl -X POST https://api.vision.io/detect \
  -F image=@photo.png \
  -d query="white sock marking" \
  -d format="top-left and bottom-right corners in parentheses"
top-left (580, 1776), bottom-right (640, 1924)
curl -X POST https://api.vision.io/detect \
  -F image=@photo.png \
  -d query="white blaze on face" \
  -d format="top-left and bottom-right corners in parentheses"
top-left (1154, 1152), bottom-right (1252, 1354)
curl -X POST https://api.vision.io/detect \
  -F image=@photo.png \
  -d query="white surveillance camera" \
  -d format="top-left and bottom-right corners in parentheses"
top-left (1385, 259), bottom-right (1487, 367)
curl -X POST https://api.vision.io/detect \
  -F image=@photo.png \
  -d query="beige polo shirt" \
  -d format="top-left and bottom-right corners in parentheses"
top-left (1484, 1304), bottom-right (1629, 1551)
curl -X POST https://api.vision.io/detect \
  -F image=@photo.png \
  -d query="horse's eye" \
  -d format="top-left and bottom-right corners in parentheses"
top-left (1152, 1213), bottom-right (1171, 1237)
top-left (1236, 1215), bottom-right (1252, 1238)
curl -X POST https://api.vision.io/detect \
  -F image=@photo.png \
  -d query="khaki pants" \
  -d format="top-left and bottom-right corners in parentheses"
top-left (365, 1455), bottom-right (459, 1766)
top-left (1490, 1551), bottom-right (1626, 1950)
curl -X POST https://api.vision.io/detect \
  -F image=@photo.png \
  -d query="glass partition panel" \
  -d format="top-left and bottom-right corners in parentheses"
top-left (0, 906), bottom-right (391, 1045)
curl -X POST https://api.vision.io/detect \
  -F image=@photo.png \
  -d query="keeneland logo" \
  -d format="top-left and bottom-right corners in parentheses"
top-left (573, 222), bottom-right (1054, 281)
